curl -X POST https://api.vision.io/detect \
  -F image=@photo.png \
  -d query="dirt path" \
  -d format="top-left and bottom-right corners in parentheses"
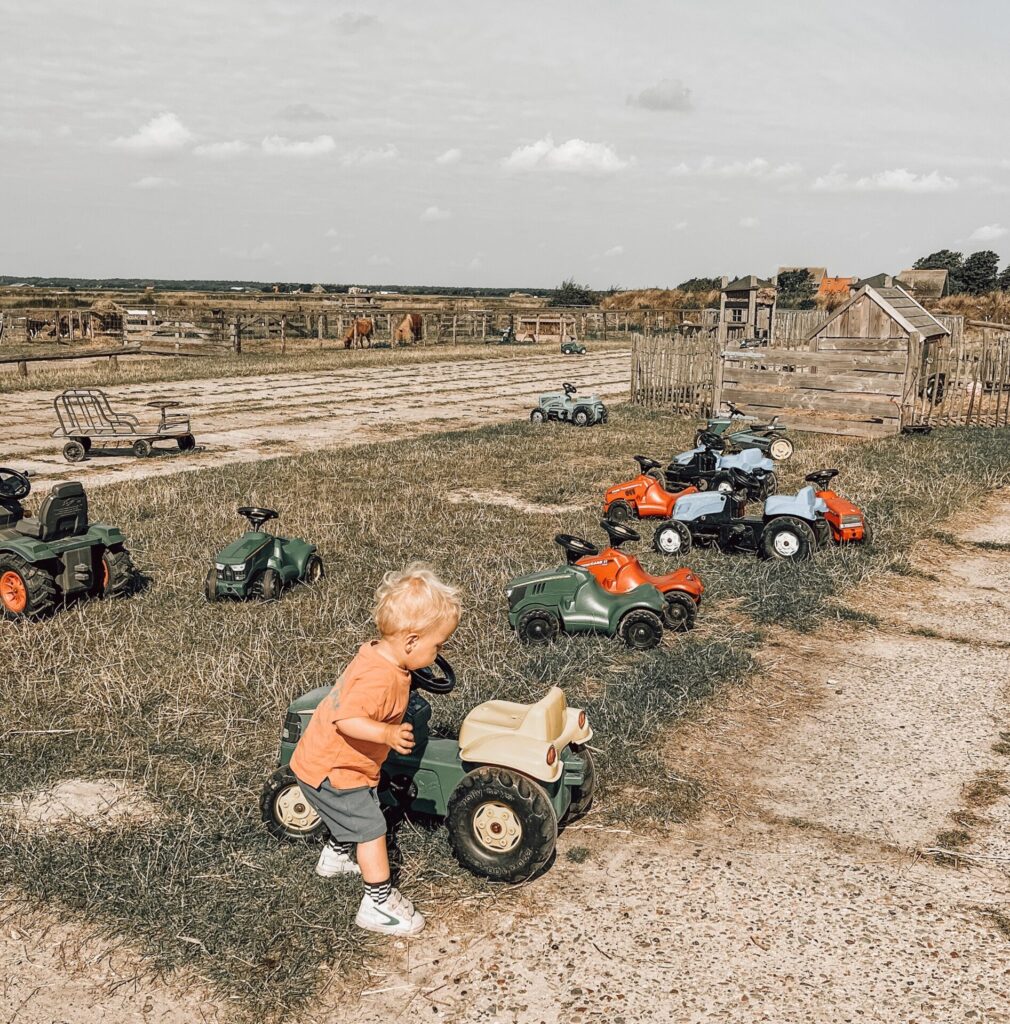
top-left (3, 351), bottom-right (628, 489)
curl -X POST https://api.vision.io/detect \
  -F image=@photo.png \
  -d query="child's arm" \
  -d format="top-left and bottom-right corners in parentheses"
top-left (337, 717), bottom-right (414, 754)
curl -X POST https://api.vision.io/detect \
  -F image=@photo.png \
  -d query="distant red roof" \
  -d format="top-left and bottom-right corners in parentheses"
top-left (818, 276), bottom-right (854, 296)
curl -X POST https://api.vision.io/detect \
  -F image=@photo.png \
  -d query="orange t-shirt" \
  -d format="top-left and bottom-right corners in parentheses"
top-left (290, 642), bottom-right (410, 790)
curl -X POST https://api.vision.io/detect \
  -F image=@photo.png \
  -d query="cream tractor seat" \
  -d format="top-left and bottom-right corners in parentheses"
top-left (458, 686), bottom-right (593, 784)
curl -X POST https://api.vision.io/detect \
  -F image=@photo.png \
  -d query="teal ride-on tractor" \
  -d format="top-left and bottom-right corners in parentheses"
top-left (205, 507), bottom-right (324, 602)
top-left (699, 401), bottom-right (794, 461)
top-left (260, 656), bottom-right (596, 881)
top-left (506, 548), bottom-right (671, 649)
top-left (560, 339), bottom-right (586, 355)
top-left (0, 467), bottom-right (135, 620)
top-left (529, 382), bottom-right (607, 427)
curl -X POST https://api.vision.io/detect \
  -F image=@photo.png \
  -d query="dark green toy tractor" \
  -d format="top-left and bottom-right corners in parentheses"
top-left (205, 507), bottom-right (324, 602)
top-left (560, 339), bottom-right (586, 355)
top-left (506, 559), bottom-right (669, 649)
top-left (0, 467), bottom-right (135, 620)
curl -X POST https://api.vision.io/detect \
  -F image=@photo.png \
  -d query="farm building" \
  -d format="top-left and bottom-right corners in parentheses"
top-left (896, 268), bottom-right (950, 300)
top-left (818, 276), bottom-right (855, 297)
top-left (718, 275), bottom-right (776, 344)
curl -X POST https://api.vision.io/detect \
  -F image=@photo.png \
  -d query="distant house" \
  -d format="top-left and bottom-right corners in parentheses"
top-left (818, 276), bottom-right (855, 297)
top-left (896, 268), bottom-right (950, 300)
top-left (347, 285), bottom-right (370, 295)
top-left (310, 284), bottom-right (326, 294)
top-left (854, 273), bottom-right (894, 290)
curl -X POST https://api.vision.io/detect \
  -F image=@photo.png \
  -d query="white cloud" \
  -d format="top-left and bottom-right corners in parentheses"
top-left (604, 244), bottom-right (625, 257)
top-left (811, 167), bottom-right (958, 193)
top-left (131, 175), bottom-right (177, 189)
top-left (221, 242), bottom-right (273, 260)
top-left (968, 223), bottom-right (1007, 242)
top-left (325, 227), bottom-right (339, 238)
top-left (627, 78), bottom-right (692, 112)
top-left (193, 140), bottom-right (249, 159)
top-left (420, 205), bottom-right (451, 222)
top-left (340, 143), bottom-right (399, 167)
top-left (436, 147), bottom-right (462, 165)
top-left (672, 156), bottom-right (802, 179)
top-left (739, 216), bottom-right (759, 229)
top-left (502, 136), bottom-right (631, 175)
top-left (368, 254), bottom-right (392, 266)
top-left (112, 112), bottom-right (193, 153)
top-left (261, 134), bottom-right (336, 157)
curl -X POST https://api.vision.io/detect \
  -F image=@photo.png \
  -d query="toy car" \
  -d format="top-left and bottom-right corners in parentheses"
top-left (804, 469), bottom-right (871, 546)
top-left (652, 467), bottom-right (869, 560)
top-left (699, 402), bottom-right (794, 461)
top-left (529, 382), bottom-right (607, 427)
top-left (665, 432), bottom-right (778, 501)
top-left (205, 507), bottom-right (324, 602)
top-left (0, 467), bottom-right (135, 619)
top-left (260, 656), bottom-right (595, 881)
top-left (560, 339), bottom-right (586, 355)
top-left (506, 554), bottom-right (669, 649)
top-left (603, 456), bottom-right (697, 523)
top-left (559, 520), bottom-right (702, 630)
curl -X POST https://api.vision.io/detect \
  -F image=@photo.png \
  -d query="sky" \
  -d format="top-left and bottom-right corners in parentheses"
top-left (2, 0), bottom-right (1009, 288)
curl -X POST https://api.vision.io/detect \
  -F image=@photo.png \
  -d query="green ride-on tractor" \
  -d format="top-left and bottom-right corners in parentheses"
top-left (529, 382), bottom-right (608, 427)
top-left (0, 467), bottom-right (135, 620)
top-left (205, 507), bottom-right (324, 602)
top-left (261, 656), bottom-right (596, 881)
top-left (699, 401), bottom-right (794, 461)
top-left (560, 339), bottom-right (587, 355)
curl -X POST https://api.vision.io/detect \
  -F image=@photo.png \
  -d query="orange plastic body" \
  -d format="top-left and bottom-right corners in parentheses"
top-left (576, 548), bottom-right (704, 603)
top-left (817, 489), bottom-right (866, 543)
top-left (603, 475), bottom-right (698, 519)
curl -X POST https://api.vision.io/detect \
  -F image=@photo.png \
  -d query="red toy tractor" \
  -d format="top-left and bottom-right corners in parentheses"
top-left (805, 469), bottom-right (871, 546)
top-left (603, 456), bottom-right (697, 523)
top-left (554, 521), bottom-right (703, 631)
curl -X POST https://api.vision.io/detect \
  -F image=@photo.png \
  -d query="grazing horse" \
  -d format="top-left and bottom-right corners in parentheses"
top-left (393, 313), bottom-right (423, 345)
top-left (342, 318), bottom-right (374, 349)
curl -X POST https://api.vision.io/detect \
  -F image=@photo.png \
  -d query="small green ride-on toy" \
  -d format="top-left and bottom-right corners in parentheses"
top-left (205, 507), bottom-right (324, 602)
top-left (529, 382), bottom-right (607, 426)
top-left (261, 656), bottom-right (595, 881)
top-left (0, 467), bottom-right (135, 620)
top-left (560, 339), bottom-right (586, 355)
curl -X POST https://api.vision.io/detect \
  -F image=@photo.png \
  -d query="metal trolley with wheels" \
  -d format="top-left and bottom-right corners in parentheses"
top-left (51, 388), bottom-right (197, 462)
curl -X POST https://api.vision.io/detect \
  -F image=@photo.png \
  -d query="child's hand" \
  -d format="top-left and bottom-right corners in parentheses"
top-left (385, 723), bottom-right (415, 754)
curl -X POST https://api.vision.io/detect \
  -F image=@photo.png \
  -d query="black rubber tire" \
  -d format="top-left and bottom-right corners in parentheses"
top-left (260, 766), bottom-right (326, 843)
top-left (0, 553), bottom-right (56, 621)
top-left (260, 568), bottom-right (282, 601)
top-left (445, 766), bottom-right (558, 881)
top-left (530, 409), bottom-right (545, 424)
top-left (711, 473), bottom-right (735, 494)
top-left (759, 516), bottom-right (816, 561)
top-left (100, 546), bottom-right (135, 598)
top-left (761, 471), bottom-right (779, 499)
top-left (63, 440), bottom-right (86, 463)
top-left (812, 519), bottom-right (832, 548)
top-left (133, 438), bottom-right (153, 458)
top-left (653, 519), bottom-right (693, 556)
top-left (572, 406), bottom-right (591, 427)
top-left (517, 607), bottom-right (559, 644)
top-left (663, 591), bottom-right (697, 632)
top-left (178, 434), bottom-right (196, 452)
top-left (561, 746), bottom-right (596, 824)
top-left (77, 436), bottom-right (92, 453)
top-left (302, 554), bottom-right (325, 585)
top-left (599, 408), bottom-right (608, 424)
top-left (606, 499), bottom-right (635, 523)
top-left (860, 521), bottom-right (873, 547)
top-left (204, 567), bottom-right (219, 602)
top-left (619, 608), bottom-right (665, 649)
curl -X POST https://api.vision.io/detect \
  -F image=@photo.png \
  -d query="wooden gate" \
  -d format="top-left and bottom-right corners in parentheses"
top-left (630, 331), bottom-right (717, 416)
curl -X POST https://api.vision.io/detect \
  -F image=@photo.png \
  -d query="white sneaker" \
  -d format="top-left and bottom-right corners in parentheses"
top-left (315, 842), bottom-right (361, 877)
top-left (354, 888), bottom-right (425, 936)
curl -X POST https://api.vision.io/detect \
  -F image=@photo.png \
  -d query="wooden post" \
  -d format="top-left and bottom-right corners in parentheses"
top-left (602, 311), bottom-right (608, 340)
top-left (452, 314), bottom-right (457, 344)
top-left (18, 359), bottom-right (27, 377)
top-left (280, 314), bottom-right (287, 354)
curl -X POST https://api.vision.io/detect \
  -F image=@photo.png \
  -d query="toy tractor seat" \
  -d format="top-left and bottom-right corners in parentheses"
top-left (15, 482), bottom-right (89, 541)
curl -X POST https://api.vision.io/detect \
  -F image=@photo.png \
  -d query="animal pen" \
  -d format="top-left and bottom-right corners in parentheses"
top-left (631, 285), bottom-right (1010, 436)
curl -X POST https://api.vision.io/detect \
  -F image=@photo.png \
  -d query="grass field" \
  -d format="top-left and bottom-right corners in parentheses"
top-left (2, 406), bottom-right (1010, 1020)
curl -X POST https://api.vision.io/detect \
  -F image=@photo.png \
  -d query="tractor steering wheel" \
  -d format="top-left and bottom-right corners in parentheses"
top-left (410, 654), bottom-right (456, 695)
top-left (563, 382), bottom-right (577, 396)
top-left (0, 468), bottom-right (31, 501)
top-left (237, 506), bottom-right (279, 531)
top-left (724, 401), bottom-right (744, 416)
top-left (554, 533), bottom-right (599, 563)
top-left (804, 468), bottom-right (839, 489)
top-left (601, 519), bottom-right (640, 546)
top-left (633, 454), bottom-right (662, 475)
top-left (697, 430), bottom-right (725, 450)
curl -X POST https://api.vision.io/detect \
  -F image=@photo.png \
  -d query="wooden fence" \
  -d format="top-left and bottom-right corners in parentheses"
top-left (629, 332), bottom-right (717, 417)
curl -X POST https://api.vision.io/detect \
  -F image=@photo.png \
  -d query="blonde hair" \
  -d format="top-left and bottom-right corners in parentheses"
top-left (372, 562), bottom-right (462, 637)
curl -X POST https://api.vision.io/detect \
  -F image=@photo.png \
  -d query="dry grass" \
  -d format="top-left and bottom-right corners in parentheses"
top-left (934, 291), bottom-right (1010, 323)
top-left (600, 288), bottom-right (719, 311)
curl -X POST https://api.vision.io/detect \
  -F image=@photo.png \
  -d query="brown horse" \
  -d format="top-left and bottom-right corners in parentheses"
top-left (342, 318), bottom-right (374, 349)
top-left (393, 313), bottom-right (423, 345)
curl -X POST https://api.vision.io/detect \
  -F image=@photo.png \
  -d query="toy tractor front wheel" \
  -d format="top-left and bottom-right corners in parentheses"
top-left (760, 471), bottom-right (779, 499)
top-left (259, 568), bottom-right (282, 601)
top-left (0, 554), bottom-right (55, 620)
top-left (663, 592), bottom-right (697, 631)
top-left (529, 409), bottom-right (545, 424)
top-left (99, 546), bottom-right (135, 598)
top-left (760, 517), bottom-right (815, 561)
top-left (302, 554), bottom-right (325, 585)
top-left (606, 499), bottom-right (634, 524)
top-left (204, 568), bottom-right (219, 602)
top-left (653, 520), bottom-right (692, 556)
top-left (446, 766), bottom-right (558, 881)
top-left (572, 406), bottom-right (591, 427)
top-left (516, 608), bottom-right (559, 644)
top-left (63, 440), bottom-right (86, 463)
top-left (132, 439), bottom-right (153, 459)
top-left (619, 608), bottom-right (665, 649)
top-left (561, 745), bottom-right (596, 824)
top-left (260, 766), bottom-right (325, 843)
top-left (769, 437), bottom-right (794, 461)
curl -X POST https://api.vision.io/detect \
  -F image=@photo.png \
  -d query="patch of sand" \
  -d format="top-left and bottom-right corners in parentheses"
top-left (5, 778), bottom-right (155, 829)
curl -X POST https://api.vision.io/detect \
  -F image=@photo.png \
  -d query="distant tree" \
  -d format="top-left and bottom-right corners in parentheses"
top-left (676, 276), bottom-right (721, 293)
top-left (552, 278), bottom-right (596, 306)
top-left (998, 264), bottom-right (1010, 291)
top-left (960, 250), bottom-right (1000, 294)
top-left (913, 249), bottom-right (964, 292)
top-left (776, 269), bottom-right (816, 309)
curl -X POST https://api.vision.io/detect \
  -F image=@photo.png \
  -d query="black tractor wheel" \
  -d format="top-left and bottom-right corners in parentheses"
top-left (302, 554), bottom-right (325, 585)
top-left (760, 516), bottom-right (815, 561)
top-left (178, 434), bottom-right (196, 452)
top-left (711, 473), bottom-right (735, 494)
top-left (516, 608), bottom-right (559, 645)
top-left (561, 746), bottom-right (597, 824)
top-left (761, 471), bottom-right (779, 499)
top-left (618, 608), bottom-right (665, 649)
top-left (530, 409), bottom-right (545, 424)
top-left (663, 592), bottom-right (697, 632)
top-left (63, 440), bottom-right (86, 463)
top-left (606, 499), bottom-right (634, 523)
top-left (260, 568), bottom-right (283, 601)
top-left (572, 406), bottom-right (591, 427)
top-left (100, 546), bottom-right (135, 598)
top-left (260, 766), bottom-right (325, 843)
top-left (860, 521), bottom-right (873, 546)
top-left (204, 567), bottom-right (219, 602)
top-left (0, 554), bottom-right (56, 621)
top-left (446, 766), bottom-right (558, 881)
top-left (812, 519), bottom-right (832, 548)
top-left (653, 520), bottom-right (692, 556)
top-left (132, 438), bottom-right (153, 458)
top-left (599, 408), bottom-right (609, 424)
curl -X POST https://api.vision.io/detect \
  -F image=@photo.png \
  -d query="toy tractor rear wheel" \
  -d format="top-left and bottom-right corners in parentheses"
top-left (517, 608), bottom-right (559, 645)
top-left (260, 766), bottom-right (325, 843)
top-left (653, 520), bottom-right (692, 556)
top-left (761, 471), bottom-right (779, 499)
top-left (204, 567), bottom-right (219, 602)
top-left (529, 409), bottom-right (545, 424)
top-left (63, 440), bottom-right (86, 463)
top-left (561, 746), bottom-right (596, 824)
top-left (260, 568), bottom-right (282, 601)
top-left (572, 406), bottom-right (591, 427)
top-left (760, 516), bottom-right (815, 561)
top-left (446, 766), bottom-right (558, 881)
top-left (99, 546), bottom-right (135, 598)
top-left (663, 592), bottom-right (697, 632)
top-left (0, 554), bottom-right (56, 620)
top-left (769, 437), bottom-right (794, 461)
top-left (606, 499), bottom-right (634, 524)
top-left (619, 608), bottom-right (665, 649)
top-left (302, 554), bottom-right (325, 585)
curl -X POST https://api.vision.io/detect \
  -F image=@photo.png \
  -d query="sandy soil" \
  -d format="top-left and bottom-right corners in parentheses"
top-left (4, 351), bottom-right (629, 490)
top-left (3, 497), bottom-right (1010, 1023)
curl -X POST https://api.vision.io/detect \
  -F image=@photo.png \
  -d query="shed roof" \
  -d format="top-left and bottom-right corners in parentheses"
top-left (810, 284), bottom-right (949, 341)
top-left (895, 268), bottom-right (949, 299)
top-left (723, 275), bottom-right (775, 293)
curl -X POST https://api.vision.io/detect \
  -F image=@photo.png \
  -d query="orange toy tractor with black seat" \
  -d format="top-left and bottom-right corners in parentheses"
top-left (554, 521), bottom-right (703, 631)
top-left (603, 456), bottom-right (697, 524)
top-left (805, 469), bottom-right (871, 546)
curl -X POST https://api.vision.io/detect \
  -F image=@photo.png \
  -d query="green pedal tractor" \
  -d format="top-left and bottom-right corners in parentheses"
top-left (205, 506), bottom-right (324, 602)
top-left (261, 656), bottom-right (596, 881)
top-left (0, 467), bottom-right (135, 620)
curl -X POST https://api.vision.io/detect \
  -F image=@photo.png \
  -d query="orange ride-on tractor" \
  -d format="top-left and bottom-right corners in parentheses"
top-left (603, 456), bottom-right (697, 525)
top-left (804, 469), bottom-right (871, 547)
top-left (555, 521), bottom-right (703, 631)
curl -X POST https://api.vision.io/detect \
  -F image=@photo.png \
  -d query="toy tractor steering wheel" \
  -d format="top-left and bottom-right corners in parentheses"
top-left (563, 382), bottom-right (578, 396)
top-left (633, 454), bottom-right (663, 477)
top-left (409, 654), bottom-right (456, 695)
top-left (0, 467), bottom-right (31, 501)
top-left (554, 533), bottom-right (599, 563)
top-left (725, 401), bottom-right (744, 417)
top-left (804, 468), bottom-right (839, 489)
top-left (601, 518), bottom-right (641, 547)
top-left (146, 400), bottom-right (182, 409)
top-left (237, 506), bottom-right (279, 531)
top-left (697, 430), bottom-right (725, 450)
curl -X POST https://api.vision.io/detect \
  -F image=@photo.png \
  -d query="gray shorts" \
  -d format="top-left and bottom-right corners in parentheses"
top-left (294, 776), bottom-right (387, 844)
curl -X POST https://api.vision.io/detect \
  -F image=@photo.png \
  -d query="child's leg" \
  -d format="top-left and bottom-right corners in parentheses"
top-left (356, 834), bottom-right (390, 884)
